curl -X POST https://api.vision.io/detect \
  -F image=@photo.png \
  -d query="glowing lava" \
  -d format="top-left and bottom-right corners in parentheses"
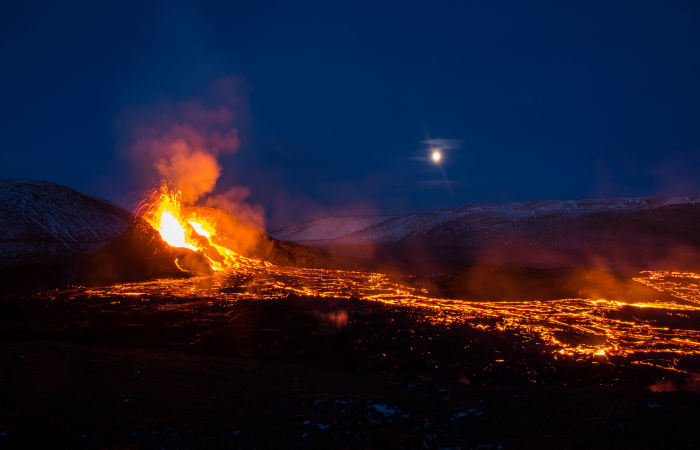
top-left (158, 210), bottom-right (196, 251)
top-left (81, 266), bottom-right (700, 374)
top-left (137, 183), bottom-right (268, 272)
top-left (127, 184), bottom-right (700, 374)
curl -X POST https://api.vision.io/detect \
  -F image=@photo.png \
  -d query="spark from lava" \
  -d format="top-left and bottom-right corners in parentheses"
top-left (136, 182), bottom-right (269, 272)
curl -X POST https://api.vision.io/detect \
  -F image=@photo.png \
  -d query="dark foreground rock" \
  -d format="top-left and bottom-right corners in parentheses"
top-left (0, 293), bottom-right (697, 448)
top-left (420, 265), bottom-right (682, 302)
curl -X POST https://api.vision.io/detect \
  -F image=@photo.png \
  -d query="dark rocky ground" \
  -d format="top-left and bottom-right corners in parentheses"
top-left (2, 183), bottom-right (698, 449)
top-left (0, 292), bottom-right (698, 449)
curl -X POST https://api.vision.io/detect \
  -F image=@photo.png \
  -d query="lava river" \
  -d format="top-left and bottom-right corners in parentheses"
top-left (51, 266), bottom-right (700, 374)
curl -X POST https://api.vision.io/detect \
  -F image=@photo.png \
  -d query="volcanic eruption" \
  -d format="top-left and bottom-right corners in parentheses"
top-left (136, 182), bottom-right (269, 272)
top-left (113, 90), bottom-right (283, 274)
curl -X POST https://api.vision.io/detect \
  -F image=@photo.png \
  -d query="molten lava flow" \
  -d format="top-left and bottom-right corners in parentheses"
top-left (138, 183), bottom-right (268, 272)
top-left (81, 266), bottom-right (700, 374)
top-left (124, 189), bottom-right (700, 374)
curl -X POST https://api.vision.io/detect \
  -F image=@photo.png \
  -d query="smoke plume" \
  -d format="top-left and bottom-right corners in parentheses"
top-left (124, 78), bottom-right (266, 231)
top-left (204, 186), bottom-right (265, 230)
top-left (129, 99), bottom-right (240, 203)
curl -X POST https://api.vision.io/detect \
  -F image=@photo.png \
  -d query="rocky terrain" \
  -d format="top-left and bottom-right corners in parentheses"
top-left (0, 180), bottom-right (132, 268)
top-left (0, 182), bottom-right (698, 448)
top-left (0, 292), bottom-right (697, 449)
top-left (273, 196), bottom-right (700, 275)
top-left (0, 180), bottom-right (132, 289)
top-left (0, 180), bottom-right (332, 288)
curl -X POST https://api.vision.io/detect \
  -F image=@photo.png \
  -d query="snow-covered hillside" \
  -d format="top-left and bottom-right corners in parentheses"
top-left (273, 215), bottom-right (396, 242)
top-left (271, 195), bottom-right (700, 273)
top-left (0, 180), bottom-right (132, 269)
top-left (273, 196), bottom-right (700, 244)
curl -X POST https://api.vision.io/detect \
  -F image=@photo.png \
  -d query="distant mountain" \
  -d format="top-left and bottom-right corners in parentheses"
top-left (3, 180), bottom-right (698, 292)
top-left (0, 180), bottom-right (132, 270)
top-left (274, 215), bottom-right (396, 242)
top-left (271, 196), bottom-right (700, 275)
top-left (0, 180), bottom-right (333, 287)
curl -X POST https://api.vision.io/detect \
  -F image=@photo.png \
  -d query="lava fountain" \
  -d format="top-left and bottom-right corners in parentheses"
top-left (136, 183), bottom-right (268, 272)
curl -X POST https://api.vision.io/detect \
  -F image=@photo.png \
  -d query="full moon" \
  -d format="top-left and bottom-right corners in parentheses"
top-left (431, 150), bottom-right (442, 163)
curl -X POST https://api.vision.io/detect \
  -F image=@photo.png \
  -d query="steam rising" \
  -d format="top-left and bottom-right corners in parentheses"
top-left (131, 101), bottom-right (240, 203)
top-left (204, 186), bottom-right (265, 230)
top-left (127, 81), bottom-right (265, 231)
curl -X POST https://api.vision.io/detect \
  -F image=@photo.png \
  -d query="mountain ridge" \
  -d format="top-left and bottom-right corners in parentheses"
top-left (271, 194), bottom-right (700, 275)
top-left (273, 195), bottom-right (700, 244)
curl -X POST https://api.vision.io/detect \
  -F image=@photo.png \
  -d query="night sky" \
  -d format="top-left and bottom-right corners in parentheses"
top-left (2, 1), bottom-right (699, 229)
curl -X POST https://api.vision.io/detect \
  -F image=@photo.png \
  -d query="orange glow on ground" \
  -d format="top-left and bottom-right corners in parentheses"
top-left (81, 267), bottom-right (700, 374)
top-left (128, 185), bottom-right (700, 375)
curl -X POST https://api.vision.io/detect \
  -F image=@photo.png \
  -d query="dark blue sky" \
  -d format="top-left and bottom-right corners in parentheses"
top-left (2, 1), bottom-right (699, 228)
